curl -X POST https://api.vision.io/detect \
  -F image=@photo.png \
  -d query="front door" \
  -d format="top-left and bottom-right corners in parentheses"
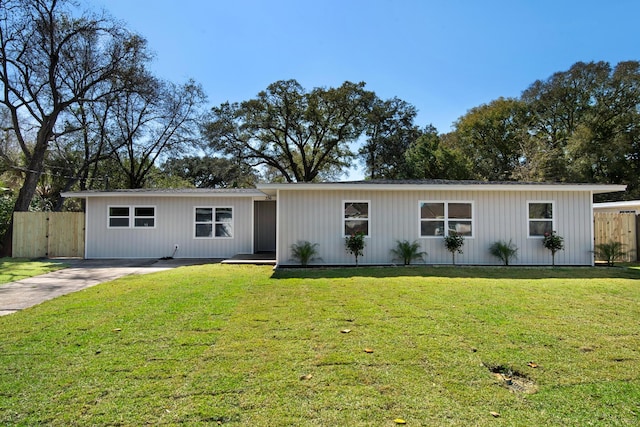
top-left (254, 201), bottom-right (276, 253)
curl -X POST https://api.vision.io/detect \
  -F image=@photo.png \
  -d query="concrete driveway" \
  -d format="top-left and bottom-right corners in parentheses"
top-left (0, 258), bottom-right (216, 316)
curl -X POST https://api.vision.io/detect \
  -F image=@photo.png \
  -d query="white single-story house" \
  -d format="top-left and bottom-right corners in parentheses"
top-left (62, 180), bottom-right (626, 266)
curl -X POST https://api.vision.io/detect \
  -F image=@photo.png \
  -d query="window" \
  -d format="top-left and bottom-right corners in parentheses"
top-left (528, 202), bottom-right (553, 237)
top-left (419, 202), bottom-right (444, 236)
top-left (420, 201), bottom-right (473, 237)
top-left (108, 206), bottom-right (155, 228)
top-left (344, 201), bottom-right (369, 236)
top-left (215, 207), bottom-right (233, 237)
top-left (109, 207), bottom-right (130, 228)
top-left (134, 207), bottom-right (155, 228)
top-left (195, 207), bottom-right (233, 238)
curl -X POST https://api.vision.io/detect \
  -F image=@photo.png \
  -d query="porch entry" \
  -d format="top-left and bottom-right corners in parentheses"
top-left (254, 200), bottom-right (276, 253)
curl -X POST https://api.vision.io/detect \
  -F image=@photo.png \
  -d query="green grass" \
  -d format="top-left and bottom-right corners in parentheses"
top-left (1, 264), bottom-right (640, 426)
top-left (0, 258), bottom-right (65, 285)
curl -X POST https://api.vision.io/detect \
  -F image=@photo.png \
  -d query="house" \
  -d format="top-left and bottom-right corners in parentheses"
top-left (62, 180), bottom-right (626, 266)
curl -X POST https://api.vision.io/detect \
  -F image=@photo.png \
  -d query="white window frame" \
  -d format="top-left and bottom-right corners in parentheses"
top-left (194, 206), bottom-right (234, 239)
top-left (343, 200), bottom-right (370, 237)
top-left (108, 206), bottom-right (130, 228)
top-left (133, 206), bottom-right (156, 228)
top-left (527, 200), bottom-right (555, 238)
top-left (419, 200), bottom-right (474, 238)
top-left (107, 205), bottom-right (156, 229)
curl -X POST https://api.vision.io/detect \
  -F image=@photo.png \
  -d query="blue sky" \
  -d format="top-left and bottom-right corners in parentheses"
top-left (95, 0), bottom-right (640, 134)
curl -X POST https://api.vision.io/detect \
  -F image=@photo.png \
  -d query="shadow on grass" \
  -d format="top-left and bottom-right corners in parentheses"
top-left (271, 264), bottom-right (640, 280)
top-left (0, 258), bottom-right (67, 286)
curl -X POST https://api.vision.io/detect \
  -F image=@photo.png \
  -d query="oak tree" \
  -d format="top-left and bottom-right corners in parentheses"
top-left (204, 79), bottom-right (375, 182)
top-left (161, 156), bottom-right (257, 188)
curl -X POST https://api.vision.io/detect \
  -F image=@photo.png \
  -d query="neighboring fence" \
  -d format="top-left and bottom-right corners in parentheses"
top-left (593, 212), bottom-right (638, 262)
top-left (12, 212), bottom-right (84, 258)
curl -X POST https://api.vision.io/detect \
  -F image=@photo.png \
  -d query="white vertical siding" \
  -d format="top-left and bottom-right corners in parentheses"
top-left (85, 196), bottom-right (254, 258)
top-left (277, 189), bottom-right (594, 266)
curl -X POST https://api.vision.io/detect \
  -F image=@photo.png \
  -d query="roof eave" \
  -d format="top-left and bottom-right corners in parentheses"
top-left (257, 183), bottom-right (627, 195)
top-left (594, 200), bottom-right (640, 208)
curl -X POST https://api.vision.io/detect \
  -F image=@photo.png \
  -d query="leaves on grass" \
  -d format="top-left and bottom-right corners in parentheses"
top-left (527, 361), bottom-right (538, 368)
top-left (364, 348), bottom-right (374, 353)
top-left (299, 374), bottom-right (313, 381)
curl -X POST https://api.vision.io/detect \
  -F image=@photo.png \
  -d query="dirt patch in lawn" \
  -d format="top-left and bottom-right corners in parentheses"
top-left (484, 363), bottom-right (538, 394)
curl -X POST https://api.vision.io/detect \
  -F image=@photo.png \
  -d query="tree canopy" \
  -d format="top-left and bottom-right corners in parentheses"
top-left (448, 98), bottom-right (529, 181)
top-left (161, 156), bottom-right (257, 188)
top-left (203, 79), bottom-right (375, 182)
top-left (359, 97), bottom-right (421, 179)
top-left (433, 60), bottom-right (640, 199)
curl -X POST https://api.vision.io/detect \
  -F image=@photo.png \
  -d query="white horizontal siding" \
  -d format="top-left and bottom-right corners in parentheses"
top-left (86, 196), bottom-right (254, 258)
top-left (277, 189), bottom-right (594, 266)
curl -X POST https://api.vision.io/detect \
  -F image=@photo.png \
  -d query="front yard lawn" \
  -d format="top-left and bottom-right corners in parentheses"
top-left (1, 264), bottom-right (639, 426)
top-left (0, 258), bottom-right (65, 285)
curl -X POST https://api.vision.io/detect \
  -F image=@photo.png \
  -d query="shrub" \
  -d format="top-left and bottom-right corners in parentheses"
top-left (391, 240), bottom-right (427, 265)
top-left (594, 241), bottom-right (629, 266)
top-left (290, 241), bottom-right (320, 267)
top-left (345, 232), bottom-right (366, 266)
top-left (489, 240), bottom-right (518, 266)
top-left (443, 232), bottom-right (464, 265)
top-left (542, 231), bottom-right (564, 266)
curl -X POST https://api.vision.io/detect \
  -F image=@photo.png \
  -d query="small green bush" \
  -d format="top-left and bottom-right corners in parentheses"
top-left (489, 240), bottom-right (519, 266)
top-left (443, 232), bottom-right (465, 265)
top-left (594, 241), bottom-right (629, 266)
top-left (345, 232), bottom-right (366, 266)
top-left (391, 240), bottom-right (427, 265)
top-left (290, 241), bottom-right (320, 267)
top-left (542, 231), bottom-right (564, 266)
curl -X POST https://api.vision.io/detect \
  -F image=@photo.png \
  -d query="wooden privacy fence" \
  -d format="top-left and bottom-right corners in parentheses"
top-left (594, 212), bottom-right (638, 262)
top-left (12, 212), bottom-right (84, 258)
